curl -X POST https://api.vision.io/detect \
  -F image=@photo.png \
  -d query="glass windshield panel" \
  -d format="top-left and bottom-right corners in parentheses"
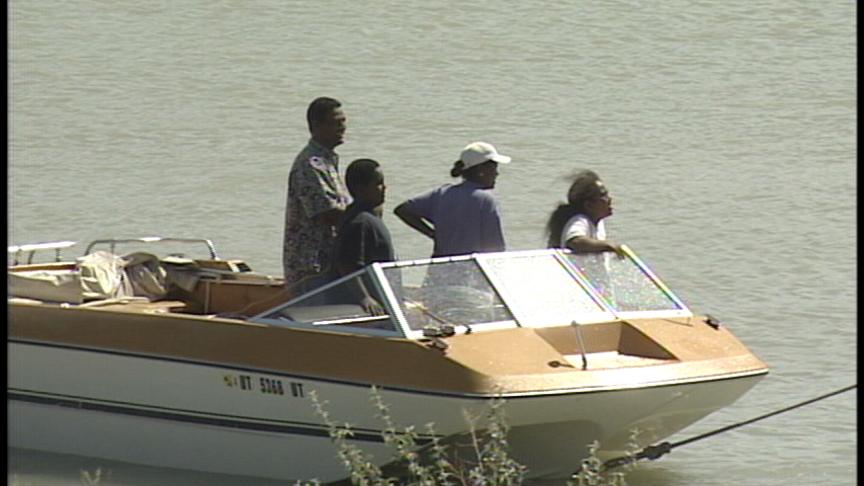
top-left (564, 253), bottom-right (682, 312)
top-left (382, 260), bottom-right (513, 331)
top-left (258, 273), bottom-right (397, 332)
top-left (480, 254), bottom-right (609, 327)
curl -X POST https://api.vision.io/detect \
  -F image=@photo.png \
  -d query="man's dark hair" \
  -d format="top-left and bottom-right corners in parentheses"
top-left (345, 158), bottom-right (381, 197)
top-left (306, 97), bottom-right (342, 129)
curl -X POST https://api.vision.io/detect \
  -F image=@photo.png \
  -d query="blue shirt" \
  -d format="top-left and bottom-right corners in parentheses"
top-left (402, 180), bottom-right (506, 257)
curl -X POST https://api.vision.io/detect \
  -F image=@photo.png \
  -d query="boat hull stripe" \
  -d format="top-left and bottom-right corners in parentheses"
top-left (8, 389), bottom-right (410, 444)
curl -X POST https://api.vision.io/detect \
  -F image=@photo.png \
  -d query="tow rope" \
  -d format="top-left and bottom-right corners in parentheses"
top-left (601, 383), bottom-right (857, 471)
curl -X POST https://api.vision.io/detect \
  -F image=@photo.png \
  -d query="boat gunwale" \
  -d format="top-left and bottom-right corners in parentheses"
top-left (9, 337), bottom-right (768, 400)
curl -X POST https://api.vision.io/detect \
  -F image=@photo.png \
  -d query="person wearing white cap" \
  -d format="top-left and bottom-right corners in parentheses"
top-left (394, 141), bottom-right (511, 257)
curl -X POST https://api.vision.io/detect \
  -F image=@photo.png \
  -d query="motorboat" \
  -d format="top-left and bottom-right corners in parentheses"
top-left (8, 236), bottom-right (768, 481)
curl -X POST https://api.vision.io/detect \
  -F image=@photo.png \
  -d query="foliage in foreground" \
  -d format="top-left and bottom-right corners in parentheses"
top-left (301, 387), bottom-right (636, 486)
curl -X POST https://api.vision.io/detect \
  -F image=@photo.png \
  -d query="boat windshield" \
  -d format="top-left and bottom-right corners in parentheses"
top-left (475, 252), bottom-right (612, 327)
top-left (252, 247), bottom-right (690, 337)
top-left (382, 259), bottom-right (515, 332)
top-left (253, 272), bottom-right (402, 336)
top-left (563, 251), bottom-right (686, 313)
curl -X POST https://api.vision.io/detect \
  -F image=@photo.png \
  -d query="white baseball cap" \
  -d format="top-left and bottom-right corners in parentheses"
top-left (459, 141), bottom-right (512, 170)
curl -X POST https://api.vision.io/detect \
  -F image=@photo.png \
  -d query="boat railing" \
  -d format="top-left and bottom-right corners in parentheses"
top-left (84, 237), bottom-right (220, 260)
top-left (9, 237), bottom-right (222, 267)
top-left (8, 241), bottom-right (78, 266)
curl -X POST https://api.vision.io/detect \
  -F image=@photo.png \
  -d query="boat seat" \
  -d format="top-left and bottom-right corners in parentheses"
top-left (279, 304), bottom-right (368, 323)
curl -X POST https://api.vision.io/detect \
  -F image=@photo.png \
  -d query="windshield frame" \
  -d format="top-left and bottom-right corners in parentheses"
top-left (251, 247), bottom-right (692, 338)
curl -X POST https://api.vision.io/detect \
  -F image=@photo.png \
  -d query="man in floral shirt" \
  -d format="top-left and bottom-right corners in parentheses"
top-left (282, 97), bottom-right (350, 287)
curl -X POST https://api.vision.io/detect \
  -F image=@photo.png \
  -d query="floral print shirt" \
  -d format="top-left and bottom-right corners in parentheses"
top-left (282, 139), bottom-right (350, 285)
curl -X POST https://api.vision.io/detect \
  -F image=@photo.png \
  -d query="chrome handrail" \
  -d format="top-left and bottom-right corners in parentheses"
top-left (83, 237), bottom-right (220, 259)
top-left (8, 241), bottom-right (78, 265)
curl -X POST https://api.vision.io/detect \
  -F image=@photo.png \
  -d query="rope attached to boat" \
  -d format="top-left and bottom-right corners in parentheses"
top-left (600, 383), bottom-right (857, 471)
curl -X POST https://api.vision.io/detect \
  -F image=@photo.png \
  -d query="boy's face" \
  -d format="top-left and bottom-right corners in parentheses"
top-left (356, 168), bottom-right (386, 208)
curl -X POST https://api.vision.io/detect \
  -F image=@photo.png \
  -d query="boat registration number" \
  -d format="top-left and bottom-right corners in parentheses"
top-left (223, 373), bottom-right (304, 397)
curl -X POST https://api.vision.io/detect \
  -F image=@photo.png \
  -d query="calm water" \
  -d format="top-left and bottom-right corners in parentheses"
top-left (8, 1), bottom-right (856, 484)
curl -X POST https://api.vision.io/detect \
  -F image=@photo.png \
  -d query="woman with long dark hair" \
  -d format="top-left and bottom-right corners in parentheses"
top-left (545, 170), bottom-right (623, 254)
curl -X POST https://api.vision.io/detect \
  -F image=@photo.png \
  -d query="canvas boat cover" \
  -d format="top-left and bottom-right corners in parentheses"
top-left (8, 251), bottom-right (170, 304)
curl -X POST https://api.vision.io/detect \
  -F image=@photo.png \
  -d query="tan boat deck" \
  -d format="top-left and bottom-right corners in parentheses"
top-left (563, 351), bottom-right (672, 369)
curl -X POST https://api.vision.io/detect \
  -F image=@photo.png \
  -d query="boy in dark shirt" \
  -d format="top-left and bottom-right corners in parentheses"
top-left (332, 158), bottom-right (394, 313)
top-left (232, 159), bottom-right (392, 318)
top-left (333, 158), bottom-right (393, 273)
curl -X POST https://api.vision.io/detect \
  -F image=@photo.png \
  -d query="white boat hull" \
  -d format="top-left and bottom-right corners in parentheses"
top-left (9, 340), bottom-right (764, 481)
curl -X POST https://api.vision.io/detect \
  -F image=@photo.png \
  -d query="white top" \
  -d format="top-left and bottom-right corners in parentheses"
top-left (561, 214), bottom-right (605, 248)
